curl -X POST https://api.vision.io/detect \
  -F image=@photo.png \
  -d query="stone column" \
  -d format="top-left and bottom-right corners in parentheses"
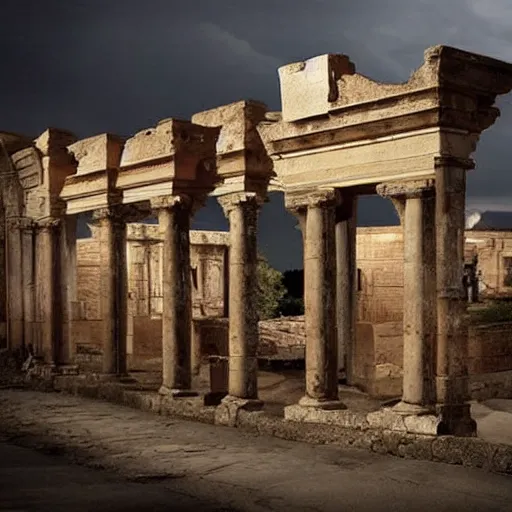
top-left (59, 215), bottom-right (78, 370)
top-left (377, 180), bottom-right (436, 413)
top-left (335, 193), bottom-right (357, 383)
top-left (222, 245), bottom-right (230, 317)
top-left (152, 195), bottom-right (195, 397)
top-left (435, 158), bottom-right (476, 436)
top-left (92, 207), bottom-right (130, 379)
top-left (35, 218), bottom-right (62, 366)
top-left (21, 220), bottom-right (35, 357)
top-left (288, 190), bottom-right (345, 409)
top-left (218, 192), bottom-right (261, 402)
top-left (0, 208), bottom-right (5, 350)
top-left (5, 217), bottom-right (30, 356)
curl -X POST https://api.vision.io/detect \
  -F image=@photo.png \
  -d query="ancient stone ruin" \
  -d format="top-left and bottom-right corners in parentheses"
top-left (2, 45), bottom-right (512, 438)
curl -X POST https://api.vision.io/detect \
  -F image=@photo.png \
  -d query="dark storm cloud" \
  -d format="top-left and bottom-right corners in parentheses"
top-left (4, 0), bottom-right (512, 268)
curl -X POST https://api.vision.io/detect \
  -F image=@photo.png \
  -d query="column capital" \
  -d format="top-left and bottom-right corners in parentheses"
top-left (376, 179), bottom-right (435, 200)
top-left (285, 188), bottom-right (339, 213)
top-left (149, 194), bottom-right (205, 215)
top-left (217, 192), bottom-right (262, 217)
top-left (150, 194), bottom-right (192, 210)
top-left (5, 217), bottom-right (34, 231)
top-left (34, 217), bottom-right (62, 231)
top-left (91, 205), bottom-right (127, 225)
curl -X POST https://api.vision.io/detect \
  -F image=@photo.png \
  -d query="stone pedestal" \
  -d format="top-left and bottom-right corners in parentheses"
top-left (93, 207), bottom-right (130, 379)
top-left (154, 196), bottom-right (196, 398)
top-left (434, 159), bottom-right (476, 436)
top-left (335, 193), bottom-right (357, 383)
top-left (219, 192), bottom-right (261, 401)
top-left (287, 190), bottom-right (345, 410)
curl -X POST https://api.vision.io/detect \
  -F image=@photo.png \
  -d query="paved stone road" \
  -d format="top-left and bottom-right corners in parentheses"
top-left (0, 442), bottom-right (230, 511)
top-left (1, 390), bottom-right (512, 512)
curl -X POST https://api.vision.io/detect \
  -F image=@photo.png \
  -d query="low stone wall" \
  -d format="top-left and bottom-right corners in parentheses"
top-left (354, 321), bottom-right (512, 400)
top-left (468, 323), bottom-right (512, 374)
top-left (258, 316), bottom-right (305, 359)
top-left (353, 322), bottom-right (403, 397)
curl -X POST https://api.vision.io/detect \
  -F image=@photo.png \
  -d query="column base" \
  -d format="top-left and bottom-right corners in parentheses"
top-left (298, 395), bottom-right (347, 410)
top-left (214, 395), bottom-right (264, 427)
top-left (158, 385), bottom-right (198, 398)
top-left (392, 401), bottom-right (434, 416)
top-left (436, 403), bottom-right (477, 437)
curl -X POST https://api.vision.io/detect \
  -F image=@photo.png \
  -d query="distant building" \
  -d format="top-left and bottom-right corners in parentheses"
top-left (356, 213), bottom-right (512, 323)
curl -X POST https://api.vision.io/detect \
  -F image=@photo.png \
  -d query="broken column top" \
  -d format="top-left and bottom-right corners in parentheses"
top-left (192, 100), bottom-right (274, 198)
top-left (192, 100), bottom-right (268, 155)
top-left (67, 133), bottom-right (125, 175)
top-left (278, 45), bottom-right (512, 123)
top-left (34, 128), bottom-right (77, 157)
top-left (120, 118), bottom-right (220, 170)
top-left (115, 118), bottom-right (221, 205)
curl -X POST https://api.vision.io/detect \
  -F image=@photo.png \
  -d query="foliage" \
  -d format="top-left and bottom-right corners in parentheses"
top-left (282, 269), bottom-right (304, 298)
top-left (278, 268), bottom-right (305, 317)
top-left (278, 296), bottom-right (304, 316)
top-left (256, 256), bottom-right (286, 320)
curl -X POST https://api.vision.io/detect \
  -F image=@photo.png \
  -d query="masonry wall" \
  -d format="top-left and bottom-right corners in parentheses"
top-left (356, 227), bottom-right (404, 323)
top-left (72, 226), bottom-right (229, 364)
top-left (353, 320), bottom-right (512, 400)
top-left (465, 230), bottom-right (512, 297)
top-left (355, 227), bottom-right (512, 324)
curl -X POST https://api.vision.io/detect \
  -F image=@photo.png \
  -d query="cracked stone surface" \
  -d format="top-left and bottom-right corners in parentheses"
top-left (1, 390), bottom-right (512, 512)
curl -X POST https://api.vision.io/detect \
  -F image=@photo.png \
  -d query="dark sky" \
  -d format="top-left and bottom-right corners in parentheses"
top-left (4, 0), bottom-right (512, 270)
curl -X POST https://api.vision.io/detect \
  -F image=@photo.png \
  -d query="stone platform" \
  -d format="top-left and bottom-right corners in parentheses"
top-left (9, 371), bottom-right (507, 475)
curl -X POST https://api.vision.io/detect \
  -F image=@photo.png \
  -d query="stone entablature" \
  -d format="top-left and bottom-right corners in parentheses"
top-left (257, 46), bottom-right (512, 192)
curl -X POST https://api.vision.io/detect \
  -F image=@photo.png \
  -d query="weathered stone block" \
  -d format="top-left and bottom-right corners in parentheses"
top-left (366, 408), bottom-right (406, 432)
top-left (214, 396), bottom-right (263, 427)
top-left (492, 445), bottom-right (512, 474)
top-left (284, 404), bottom-right (368, 430)
top-left (67, 134), bottom-right (124, 175)
top-left (278, 54), bottom-right (355, 122)
top-left (404, 414), bottom-right (440, 436)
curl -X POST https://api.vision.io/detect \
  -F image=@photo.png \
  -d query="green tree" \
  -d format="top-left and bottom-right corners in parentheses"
top-left (256, 255), bottom-right (286, 320)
